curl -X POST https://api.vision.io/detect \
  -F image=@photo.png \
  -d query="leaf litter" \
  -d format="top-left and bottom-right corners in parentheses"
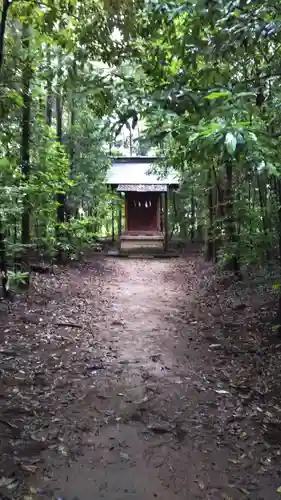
top-left (0, 252), bottom-right (280, 498)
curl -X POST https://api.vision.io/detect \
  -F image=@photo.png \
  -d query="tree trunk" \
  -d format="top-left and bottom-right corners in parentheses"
top-left (0, 0), bottom-right (10, 295)
top-left (0, 219), bottom-right (8, 297)
top-left (212, 165), bottom-right (224, 256)
top-left (206, 169), bottom-right (215, 260)
top-left (21, 23), bottom-right (32, 247)
top-left (56, 91), bottom-right (65, 224)
top-left (256, 169), bottom-right (271, 262)
top-left (128, 124), bottom-right (133, 156)
top-left (0, 0), bottom-right (14, 290)
top-left (224, 158), bottom-right (240, 275)
top-left (0, 0), bottom-right (10, 73)
top-left (190, 188), bottom-right (195, 242)
top-left (272, 177), bottom-right (281, 336)
top-left (46, 50), bottom-right (52, 126)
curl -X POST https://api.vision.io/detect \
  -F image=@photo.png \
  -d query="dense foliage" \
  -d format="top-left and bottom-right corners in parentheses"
top-left (1, 0), bottom-right (281, 307)
top-left (0, 0), bottom-right (142, 292)
top-left (132, 0), bottom-right (281, 272)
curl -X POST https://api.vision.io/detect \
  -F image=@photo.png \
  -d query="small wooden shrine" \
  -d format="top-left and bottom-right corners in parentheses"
top-left (106, 157), bottom-right (179, 252)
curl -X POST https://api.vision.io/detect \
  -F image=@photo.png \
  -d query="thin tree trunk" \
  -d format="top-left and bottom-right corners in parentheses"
top-left (190, 188), bottom-right (195, 242)
top-left (21, 23), bottom-right (32, 247)
top-left (248, 177), bottom-right (253, 250)
top-left (224, 158), bottom-right (240, 275)
top-left (272, 176), bottom-right (281, 335)
top-left (0, 0), bottom-right (10, 74)
top-left (256, 169), bottom-right (270, 262)
top-left (69, 104), bottom-right (75, 174)
top-left (0, 219), bottom-right (8, 297)
top-left (212, 165), bottom-right (225, 257)
top-left (56, 91), bottom-right (65, 224)
top-left (55, 51), bottom-right (67, 262)
top-left (206, 169), bottom-right (215, 260)
top-left (129, 124), bottom-right (132, 156)
top-left (46, 51), bottom-right (52, 126)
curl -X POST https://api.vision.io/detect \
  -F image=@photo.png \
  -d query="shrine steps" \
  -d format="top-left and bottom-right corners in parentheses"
top-left (120, 231), bottom-right (164, 252)
top-left (124, 252), bottom-right (180, 259)
top-left (102, 232), bottom-right (180, 257)
top-left (105, 248), bottom-right (180, 258)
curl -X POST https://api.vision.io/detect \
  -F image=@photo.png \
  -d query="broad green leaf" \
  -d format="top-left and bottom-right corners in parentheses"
top-left (235, 92), bottom-right (256, 98)
top-left (225, 132), bottom-right (237, 155)
top-left (236, 133), bottom-right (244, 144)
top-left (6, 90), bottom-right (23, 107)
top-left (248, 132), bottom-right (257, 142)
top-left (0, 158), bottom-right (10, 168)
top-left (189, 132), bottom-right (200, 142)
top-left (204, 91), bottom-right (231, 100)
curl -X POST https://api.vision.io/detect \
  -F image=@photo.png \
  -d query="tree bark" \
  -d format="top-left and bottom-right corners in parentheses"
top-left (0, 0), bottom-right (10, 74)
top-left (0, 219), bottom-right (8, 297)
top-left (224, 158), bottom-right (240, 275)
top-left (272, 176), bottom-right (281, 335)
top-left (56, 90), bottom-right (65, 224)
top-left (46, 50), bottom-right (52, 126)
top-left (164, 190), bottom-right (168, 251)
top-left (206, 169), bottom-right (215, 260)
top-left (190, 188), bottom-right (195, 242)
top-left (21, 23), bottom-right (32, 246)
top-left (0, 0), bottom-right (12, 295)
top-left (256, 169), bottom-right (271, 262)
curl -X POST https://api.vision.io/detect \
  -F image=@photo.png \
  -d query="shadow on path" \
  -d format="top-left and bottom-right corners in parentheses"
top-left (0, 255), bottom-right (278, 499)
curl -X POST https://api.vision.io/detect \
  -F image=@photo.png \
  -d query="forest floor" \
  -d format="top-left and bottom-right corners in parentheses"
top-left (1, 250), bottom-right (281, 500)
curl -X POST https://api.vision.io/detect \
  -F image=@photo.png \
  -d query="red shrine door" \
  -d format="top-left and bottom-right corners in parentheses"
top-left (126, 192), bottom-right (159, 232)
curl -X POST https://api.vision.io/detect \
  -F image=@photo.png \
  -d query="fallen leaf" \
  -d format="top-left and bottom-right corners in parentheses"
top-left (209, 344), bottom-right (223, 350)
top-left (147, 423), bottom-right (173, 434)
top-left (238, 487), bottom-right (250, 496)
top-left (0, 476), bottom-right (18, 489)
top-left (20, 464), bottom-right (38, 473)
top-left (58, 444), bottom-right (68, 456)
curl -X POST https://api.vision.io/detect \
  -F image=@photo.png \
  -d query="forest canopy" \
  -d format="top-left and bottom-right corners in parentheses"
top-left (1, 0), bottom-right (281, 296)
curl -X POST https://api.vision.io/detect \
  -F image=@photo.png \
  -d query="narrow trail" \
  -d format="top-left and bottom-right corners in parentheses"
top-left (0, 254), bottom-right (279, 499)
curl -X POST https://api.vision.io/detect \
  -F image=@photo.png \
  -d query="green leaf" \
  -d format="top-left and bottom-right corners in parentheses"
top-left (248, 132), bottom-right (257, 142)
top-left (189, 132), bottom-right (200, 142)
top-left (0, 158), bottom-right (10, 168)
top-left (225, 132), bottom-right (237, 155)
top-left (236, 133), bottom-right (244, 144)
top-left (277, 486), bottom-right (281, 493)
top-left (235, 92), bottom-right (256, 98)
top-left (6, 90), bottom-right (23, 107)
top-left (204, 91), bottom-right (231, 100)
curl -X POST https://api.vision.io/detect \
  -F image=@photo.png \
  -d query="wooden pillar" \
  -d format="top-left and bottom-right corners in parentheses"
top-left (111, 185), bottom-right (115, 242)
top-left (118, 192), bottom-right (122, 250)
top-left (157, 193), bottom-right (161, 231)
top-left (124, 193), bottom-right (128, 232)
top-left (160, 193), bottom-right (163, 232)
top-left (172, 188), bottom-right (176, 238)
top-left (164, 189), bottom-right (168, 252)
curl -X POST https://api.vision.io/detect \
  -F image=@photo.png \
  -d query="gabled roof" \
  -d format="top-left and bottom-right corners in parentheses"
top-left (106, 156), bottom-right (179, 186)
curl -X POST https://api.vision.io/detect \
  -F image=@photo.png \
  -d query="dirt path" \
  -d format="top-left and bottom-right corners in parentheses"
top-left (0, 254), bottom-right (280, 499)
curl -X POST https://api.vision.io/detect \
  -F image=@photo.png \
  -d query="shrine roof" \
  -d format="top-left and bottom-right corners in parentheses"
top-left (106, 156), bottom-right (179, 186)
